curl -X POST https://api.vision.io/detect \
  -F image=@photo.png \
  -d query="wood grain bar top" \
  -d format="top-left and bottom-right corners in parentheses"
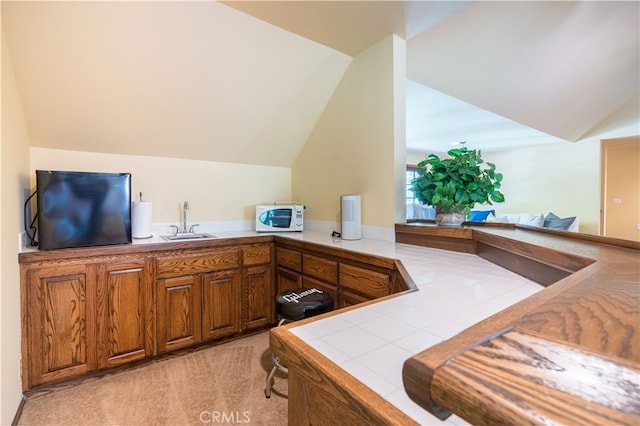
top-left (431, 329), bottom-right (640, 425)
top-left (400, 223), bottom-right (640, 425)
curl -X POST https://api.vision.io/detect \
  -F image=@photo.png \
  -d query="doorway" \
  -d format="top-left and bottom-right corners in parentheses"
top-left (600, 136), bottom-right (640, 242)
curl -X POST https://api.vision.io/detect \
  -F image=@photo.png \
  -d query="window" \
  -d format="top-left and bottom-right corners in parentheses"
top-left (406, 165), bottom-right (419, 206)
top-left (406, 165), bottom-right (435, 220)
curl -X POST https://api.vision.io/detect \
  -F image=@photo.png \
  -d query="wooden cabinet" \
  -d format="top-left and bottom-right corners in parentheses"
top-left (242, 243), bottom-right (273, 267)
top-left (25, 264), bottom-right (96, 387)
top-left (96, 260), bottom-right (154, 368)
top-left (276, 266), bottom-right (302, 294)
top-left (155, 243), bottom-right (274, 353)
top-left (20, 236), bottom-right (408, 389)
top-left (303, 253), bottom-right (338, 309)
top-left (23, 257), bottom-right (154, 388)
top-left (276, 246), bottom-right (302, 271)
top-left (275, 242), bottom-right (396, 310)
top-left (156, 275), bottom-right (202, 353)
top-left (241, 244), bottom-right (274, 330)
top-left (242, 265), bottom-right (273, 330)
top-left (339, 263), bottom-right (389, 301)
top-left (275, 246), bottom-right (302, 294)
top-left (156, 248), bottom-right (240, 279)
top-left (202, 269), bottom-right (241, 340)
top-left (157, 269), bottom-right (244, 351)
top-left (155, 248), bottom-right (241, 354)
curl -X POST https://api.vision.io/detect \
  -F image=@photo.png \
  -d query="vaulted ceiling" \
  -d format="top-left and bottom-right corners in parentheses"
top-left (3, 1), bottom-right (638, 165)
top-left (226, 1), bottom-right (640, 152)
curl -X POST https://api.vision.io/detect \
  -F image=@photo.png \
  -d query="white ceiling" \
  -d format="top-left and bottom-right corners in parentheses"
top-left (3, 1), bottom-right (639, 164)
top-left (227, 1), bottom-right (640, 153)
top-left (405, 80), bottom-right (568, 153)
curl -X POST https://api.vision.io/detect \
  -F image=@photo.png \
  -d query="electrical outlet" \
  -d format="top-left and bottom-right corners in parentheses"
top-left (637, 224), bottom-right (640, 231)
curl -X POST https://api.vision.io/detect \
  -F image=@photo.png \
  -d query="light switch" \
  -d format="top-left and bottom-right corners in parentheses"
top-left (613, 198), bottom-right (622, 205)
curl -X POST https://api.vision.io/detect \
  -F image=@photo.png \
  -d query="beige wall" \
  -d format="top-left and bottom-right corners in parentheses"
top-left (30, 148), bottom-right (292, 225)
top-left (292, 35), bottom-right (403, 231)
top-left (391, 36), bottom-right (407, 224)
top-left (1, 26), bottom-right (31, 424)
top-left (406, 150), bottom-right (428, 166)
top-left (483, 140), bottom-right (600, 235)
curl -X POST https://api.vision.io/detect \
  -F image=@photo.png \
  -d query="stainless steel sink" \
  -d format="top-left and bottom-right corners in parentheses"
top-left (161, 233), bottom-right (217, 241)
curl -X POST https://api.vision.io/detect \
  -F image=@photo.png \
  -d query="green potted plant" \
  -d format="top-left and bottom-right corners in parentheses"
top-left (411, 146), bottom-right (505, 226)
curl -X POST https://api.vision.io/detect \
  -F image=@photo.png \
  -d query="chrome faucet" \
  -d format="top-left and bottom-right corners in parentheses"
top-left (171, 201), bottom-right (199, 234)
top-left (182, 201), bottom-right (189, 233)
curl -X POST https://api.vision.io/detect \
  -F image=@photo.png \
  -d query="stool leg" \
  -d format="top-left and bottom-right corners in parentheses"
top-left (265, 364), bottom-right (278, 398)
top-left (265, 355), bottom-right (289, 398)
top-left (265, 317), bottom-right (288, 398)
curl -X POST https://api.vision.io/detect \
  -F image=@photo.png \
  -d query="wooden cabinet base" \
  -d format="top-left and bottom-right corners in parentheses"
top-left (20, 239), bottom-right (276, 390)
top-left (270, 326), bottom-right (418, 426)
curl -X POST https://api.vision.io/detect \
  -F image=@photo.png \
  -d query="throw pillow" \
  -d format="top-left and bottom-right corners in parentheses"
top-left (468, 209), bottom-right (495, 222)
top-left (518, 213), bottom-right (544, 227)
top-left (501, 213), bottom-right (520, 223)
top-left (544, 212), bottom-right (576, 230)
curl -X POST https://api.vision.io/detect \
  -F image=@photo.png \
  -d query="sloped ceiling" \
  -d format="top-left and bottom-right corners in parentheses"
top-left (226, 1), bottom-right (639, 152)
top-left (2, 1), bottom-right (351, 167)
top-left (3, 1), bottom-right (639, 165)
top-left (406, 1), bottom-right (640, 144)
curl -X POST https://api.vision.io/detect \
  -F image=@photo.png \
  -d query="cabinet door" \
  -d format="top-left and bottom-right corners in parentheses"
top-left (26, 265), bottom-right (96, 387)
top-left (276, 266), bottom-right (302, 294)
top-left (202, 270), bottom-right (241, 341)
top-left (156, 275), bottom-right (202, 353)
top-left (96, 260), bottom-right (154, 368)
top-left (242, 265), bottom-right (274, 330)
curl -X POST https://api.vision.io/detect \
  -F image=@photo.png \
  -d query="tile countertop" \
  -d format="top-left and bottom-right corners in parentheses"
top-left (275, 232), bottom-right (543, 425)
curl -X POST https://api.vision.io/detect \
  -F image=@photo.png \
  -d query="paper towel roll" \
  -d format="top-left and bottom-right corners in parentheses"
top-left (132, 201), bottom-right (152, 238)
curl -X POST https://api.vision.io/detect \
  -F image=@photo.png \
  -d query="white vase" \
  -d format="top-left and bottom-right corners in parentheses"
top-left (435, 210), bottom-right (466, 226)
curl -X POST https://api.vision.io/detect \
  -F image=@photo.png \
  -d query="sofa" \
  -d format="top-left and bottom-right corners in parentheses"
top-left (407, 204), bottom-right (579, 232)
top-left (471, 210), bottom-right (579, 232)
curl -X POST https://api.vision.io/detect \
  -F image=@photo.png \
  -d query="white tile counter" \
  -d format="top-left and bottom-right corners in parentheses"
top-left (277, 232), bottom-right (543, 425)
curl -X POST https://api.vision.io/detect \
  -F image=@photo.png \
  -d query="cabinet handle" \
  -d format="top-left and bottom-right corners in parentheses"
top-left (110, 268), bottom-right (143, 275)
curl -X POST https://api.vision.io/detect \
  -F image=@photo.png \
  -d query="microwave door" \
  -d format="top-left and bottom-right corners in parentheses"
top-left (259, 209), bottom-right (292, 228)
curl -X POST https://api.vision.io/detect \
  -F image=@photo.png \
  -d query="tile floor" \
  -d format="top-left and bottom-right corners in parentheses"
top-left (289, 242), bottom-right (542, 425)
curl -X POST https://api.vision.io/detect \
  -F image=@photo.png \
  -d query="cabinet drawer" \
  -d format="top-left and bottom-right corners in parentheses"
top-left (242, 244), bottom-right (272, 266)
top-left (303, 254), bottom-right (338, 284)
top-left (156, 248), bottom-right (240, 278)
top-left (276, 247), bottom-right (302, 272)
top-left (339, 264), bottom-right (389, 299)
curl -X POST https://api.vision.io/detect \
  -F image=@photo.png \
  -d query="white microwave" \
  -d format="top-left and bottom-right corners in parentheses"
top-left (256, 204), bottom-right (304, 232)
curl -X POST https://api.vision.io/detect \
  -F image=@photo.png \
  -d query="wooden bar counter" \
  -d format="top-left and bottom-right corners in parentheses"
top-left (398, 223), bottom-right (640, 425)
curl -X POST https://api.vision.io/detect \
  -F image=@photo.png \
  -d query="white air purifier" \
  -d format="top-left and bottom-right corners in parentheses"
top-left (341, 195), bottom-right (361, 240)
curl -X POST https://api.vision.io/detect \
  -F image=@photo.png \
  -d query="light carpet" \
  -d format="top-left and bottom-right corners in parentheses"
top-left (18, 331), bottom-right (288, 425)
